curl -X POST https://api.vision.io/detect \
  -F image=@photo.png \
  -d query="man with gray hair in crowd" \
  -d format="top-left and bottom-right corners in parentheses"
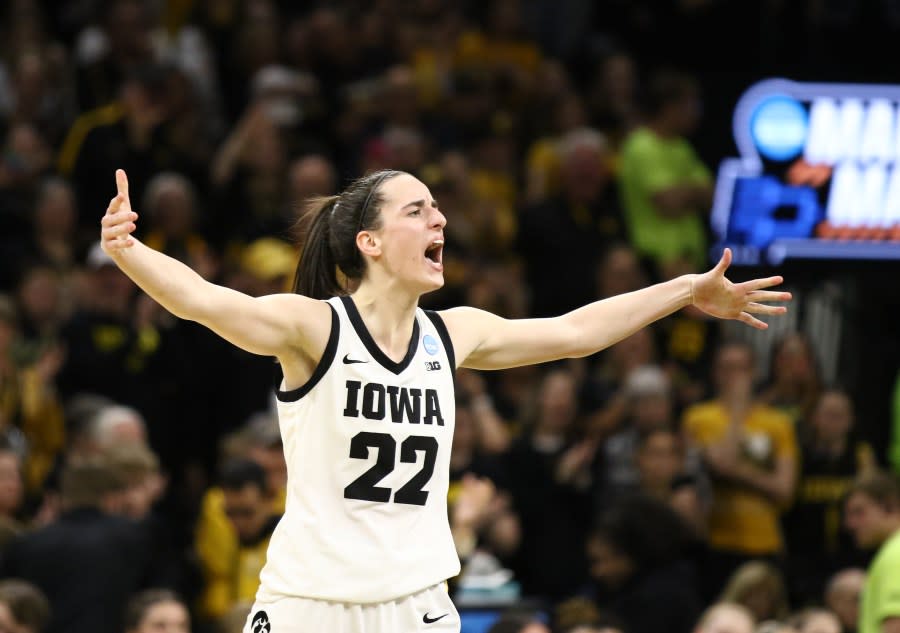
top-left (517, 126), bottom-right (626, 317)
top-left (63, 401), bottom-right (148, 460)
top-left (598, 364), bottom-right (674, 501)
top-left (37, 397), bottom-right (149, 520)
top-left (0, 456), bottom-right (161, 633)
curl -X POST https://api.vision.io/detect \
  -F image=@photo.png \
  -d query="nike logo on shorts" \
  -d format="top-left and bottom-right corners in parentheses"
top-left (423, 612), bottom-right (448, 624)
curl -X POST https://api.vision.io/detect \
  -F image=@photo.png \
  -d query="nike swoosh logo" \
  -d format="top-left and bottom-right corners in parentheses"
top-left (342, 354), bottom-right (368, 364)
top-left (422, 613), bottom-right (448, 624)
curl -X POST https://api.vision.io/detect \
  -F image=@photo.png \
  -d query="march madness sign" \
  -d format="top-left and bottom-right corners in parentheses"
top-left (712, 78), bottom-right (900, 265)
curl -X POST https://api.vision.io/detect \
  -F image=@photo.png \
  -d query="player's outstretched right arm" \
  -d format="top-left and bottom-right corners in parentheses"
top-left (100, 169), bottom-right (330, 360)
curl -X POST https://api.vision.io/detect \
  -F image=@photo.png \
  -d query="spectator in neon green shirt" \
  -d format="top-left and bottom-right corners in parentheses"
top-left (618, 71), bottom-right (713, 270)
top-left (844, 474), bottom-right (900, 633)
top-left (889, 370), bottom-right (900, 474)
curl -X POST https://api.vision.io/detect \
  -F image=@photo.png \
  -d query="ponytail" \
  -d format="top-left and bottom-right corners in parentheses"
top-left (291, 170), bottom-right (404, 300)
top-left (292, 195), bottom-right (342, 299)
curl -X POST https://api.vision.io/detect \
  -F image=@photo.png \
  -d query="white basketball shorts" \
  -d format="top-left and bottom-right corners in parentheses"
top-left (243, 583), bottom-right (460, 633)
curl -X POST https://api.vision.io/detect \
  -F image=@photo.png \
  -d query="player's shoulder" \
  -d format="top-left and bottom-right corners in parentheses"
top-left (255, 294), bottom-right (336, 359)
top-left (430, 306), bottom-right (498, 340)
top-left (434, 306), bottom-right (494, 324)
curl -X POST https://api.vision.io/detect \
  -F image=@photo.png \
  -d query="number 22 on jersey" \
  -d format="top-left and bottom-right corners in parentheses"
top-left (343, 432), bottom-right (438, 505)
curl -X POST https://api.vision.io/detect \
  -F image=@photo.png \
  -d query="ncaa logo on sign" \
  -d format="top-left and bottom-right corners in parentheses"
top-left (423, 334), bottom-right (439, 356)
top-left (251, 610), bottom-right (271, 633)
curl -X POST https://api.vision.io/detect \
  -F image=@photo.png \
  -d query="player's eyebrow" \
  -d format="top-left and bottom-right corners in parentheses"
top-left (403, 199), bottom-right (439, 209)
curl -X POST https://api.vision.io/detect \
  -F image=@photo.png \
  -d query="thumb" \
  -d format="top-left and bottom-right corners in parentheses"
top-left (116, 169), bottom-right (129, 198)
top-left (713, 247), bottom-right (732, 275)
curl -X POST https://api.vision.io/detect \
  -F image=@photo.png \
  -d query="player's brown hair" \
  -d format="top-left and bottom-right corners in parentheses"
top-left (292, 170), bottom-right (403, 299)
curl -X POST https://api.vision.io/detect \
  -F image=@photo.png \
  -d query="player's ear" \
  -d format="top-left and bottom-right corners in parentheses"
top-left (356, 230), bottom-right (381, 258)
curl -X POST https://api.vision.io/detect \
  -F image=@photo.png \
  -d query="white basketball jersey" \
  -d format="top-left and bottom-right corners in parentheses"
top-left (256, 296), bottom-right (459, 604)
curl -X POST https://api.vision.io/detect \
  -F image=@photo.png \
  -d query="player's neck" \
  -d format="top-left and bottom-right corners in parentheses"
top-left (350, 284), bottom-right (419, 360)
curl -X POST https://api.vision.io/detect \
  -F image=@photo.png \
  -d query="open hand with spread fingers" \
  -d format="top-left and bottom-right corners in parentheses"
top-left (100, 169), bottom-right (138, 255)
top-left (691, 248), bottom-right (792, 329)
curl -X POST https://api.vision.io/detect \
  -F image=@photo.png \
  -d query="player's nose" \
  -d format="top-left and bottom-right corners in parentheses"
top-left (431, 207), bottom-right (446, 229)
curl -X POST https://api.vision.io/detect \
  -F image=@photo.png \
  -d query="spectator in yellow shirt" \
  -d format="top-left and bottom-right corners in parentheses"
top-left (198, 459), bottom-right (280, 625)
top-left (0, 296), bottom-right (65, 495)
top-left (453, 0), bottom-right (542, 93)
top-left (194, 415), bottom-right (286, 623)
top-left (683, 340), bottom-right (797, 597)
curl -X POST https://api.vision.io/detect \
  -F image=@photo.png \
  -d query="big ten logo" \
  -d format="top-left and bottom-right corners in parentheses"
top-left (714, 79), bottom-right (900, 263)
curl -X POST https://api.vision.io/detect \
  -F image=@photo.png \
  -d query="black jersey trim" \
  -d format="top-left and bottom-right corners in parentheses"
top-left (275, 303), bottom-right (339, 402)
top-left (340, 295), bottom-right (419, 375)
top-left (424, 310), bottom-right (456, 372)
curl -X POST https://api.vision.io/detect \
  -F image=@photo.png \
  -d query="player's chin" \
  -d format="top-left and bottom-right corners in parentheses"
top-left (419, 272), bottom-right (444, 293)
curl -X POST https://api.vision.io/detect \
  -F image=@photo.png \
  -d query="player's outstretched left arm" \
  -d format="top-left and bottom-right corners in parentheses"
top-left (442, 248), bottom-right (791, 370)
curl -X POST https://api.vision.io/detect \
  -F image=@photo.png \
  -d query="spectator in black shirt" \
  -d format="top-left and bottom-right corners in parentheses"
top-left (783, 389), bottom-right (876, 605)
top-left (0, 456), bottom-right (160, 633)
top-left (507, 368), bottom-right (595, 602)
top-left (61, 63), bottom-right (197, 239)
top-left (517, 128), bottom-right (625, 317)
top-left (587, 494), bottom-right (702, 633)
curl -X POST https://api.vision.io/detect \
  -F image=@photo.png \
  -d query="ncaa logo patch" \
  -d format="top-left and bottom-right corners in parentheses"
top-left (423, 334), bottom-right (439, 356)
top-left (251, 610), bottom-right (271, 633)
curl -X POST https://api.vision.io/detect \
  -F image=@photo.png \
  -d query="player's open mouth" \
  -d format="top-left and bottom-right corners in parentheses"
top-left (425, 239), bottom-right (443, 270)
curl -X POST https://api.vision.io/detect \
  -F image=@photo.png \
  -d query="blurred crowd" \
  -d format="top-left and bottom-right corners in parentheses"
top-left (1, 1), bottom-right (900, 633)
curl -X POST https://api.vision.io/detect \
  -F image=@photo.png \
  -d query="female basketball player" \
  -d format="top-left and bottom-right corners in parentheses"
top-left (100, 168), bottom-right (790, 633)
